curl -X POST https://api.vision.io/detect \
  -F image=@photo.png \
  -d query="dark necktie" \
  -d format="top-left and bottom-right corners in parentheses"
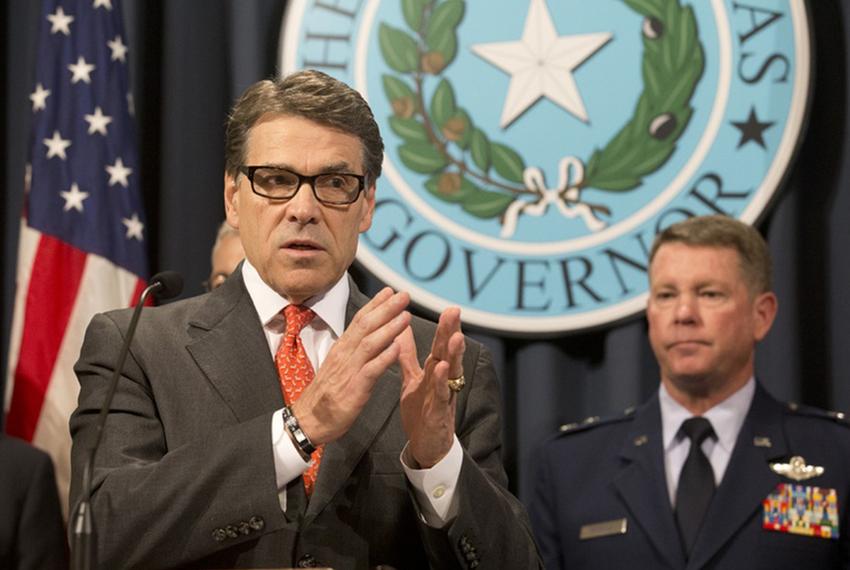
top-left (675, 416), bottom-right (716, 556)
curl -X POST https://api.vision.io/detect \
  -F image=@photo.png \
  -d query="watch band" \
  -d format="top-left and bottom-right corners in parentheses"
top-left (281, 405), bottom-right (316, 460)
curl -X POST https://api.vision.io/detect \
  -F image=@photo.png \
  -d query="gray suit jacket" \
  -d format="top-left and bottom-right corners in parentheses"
top-left (69, 272), bottom-right (540, 569)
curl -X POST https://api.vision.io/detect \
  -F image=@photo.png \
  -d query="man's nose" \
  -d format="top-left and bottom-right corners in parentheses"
top-left (286, 181), bottom-right (321, 221)
top-left (674, 295), bottom-right (698, 323)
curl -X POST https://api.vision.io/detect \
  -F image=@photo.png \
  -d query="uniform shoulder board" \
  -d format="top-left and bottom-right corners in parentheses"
top-left (556, 406), bottom-right (637, 437)
top-left (786, 401), bottom-right (850, 427)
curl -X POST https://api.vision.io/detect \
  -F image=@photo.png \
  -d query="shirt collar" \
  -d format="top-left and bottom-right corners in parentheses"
top-left (660, 377), bottom-right (755, 454)
top-left (241, 259), bottom-right (349, 337)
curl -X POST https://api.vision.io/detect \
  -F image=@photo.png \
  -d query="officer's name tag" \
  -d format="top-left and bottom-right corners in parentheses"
top-left (579, 518), bottom-right (628, 540)
top-left (763, 483), bottom-right (840, 539)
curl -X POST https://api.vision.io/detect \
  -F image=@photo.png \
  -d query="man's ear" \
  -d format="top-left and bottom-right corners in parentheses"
top-left (753, 291), bottom-right (778, 342)
top-left (224, 171), bottom-right (240, 229)
top-left (358, 184), bottom-right (377, 233)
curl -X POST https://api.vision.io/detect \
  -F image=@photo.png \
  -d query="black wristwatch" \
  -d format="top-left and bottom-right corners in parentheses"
top-left (281, 405), bottom-right (316, 460)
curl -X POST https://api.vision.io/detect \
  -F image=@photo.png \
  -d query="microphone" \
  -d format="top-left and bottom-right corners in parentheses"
top-left (149, 270), bottom-right (183, 301)
top-left (71, 271), bottom-right (184, 570)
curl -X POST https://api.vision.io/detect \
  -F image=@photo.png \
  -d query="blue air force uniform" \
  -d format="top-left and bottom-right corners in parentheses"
top-left (530, 383), bottom-right (850, 569)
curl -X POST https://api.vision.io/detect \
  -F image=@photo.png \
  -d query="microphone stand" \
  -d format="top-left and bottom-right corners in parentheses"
top-left (70, 277), bottom-right (171, 570)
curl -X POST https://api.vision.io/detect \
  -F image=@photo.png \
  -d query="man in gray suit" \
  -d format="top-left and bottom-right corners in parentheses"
top-left (69, 70), bottom-right (540, 569)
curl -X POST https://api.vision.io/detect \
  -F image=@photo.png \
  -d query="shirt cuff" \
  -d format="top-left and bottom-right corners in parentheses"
top-left (271, 408), bottom-right (311, 511)
top-left (401, 435), bottom-right (462, 528)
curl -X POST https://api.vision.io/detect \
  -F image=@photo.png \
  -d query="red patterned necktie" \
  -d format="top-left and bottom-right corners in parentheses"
top-left (275, 304), bottom-right (322, 495)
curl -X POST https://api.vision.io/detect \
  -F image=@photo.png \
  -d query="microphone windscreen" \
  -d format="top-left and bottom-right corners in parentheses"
top-left (149, 271), bottom-right (184, 300)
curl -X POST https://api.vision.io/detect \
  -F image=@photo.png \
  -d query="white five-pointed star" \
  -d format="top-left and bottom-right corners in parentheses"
top-left (44, 130), bottom-right (72, 160)
top-left (84, 106), bottom-right (113, 135)
top-left (471, 0), bottom-right (612, 127)
top-left (122, 213), bottom-right (144, 241)
top-left (47, 6), bottom-right (74, 35)
top-left (68, 56), bottom-right (96, 84)
top-left (107, 35), bottom-right (128, 62)
top-left (61, 183), bottom-right (90, 212)
top-left (105, 157), bottom-right (133, 187)
top-left (93, 0), bottom-right (113, 9)
top-left (30, 83), bottom-right (51, 112)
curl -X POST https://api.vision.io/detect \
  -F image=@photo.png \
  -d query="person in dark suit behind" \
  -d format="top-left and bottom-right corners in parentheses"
top-left (0, 435), bottom-right (68, 570)
top-left (69, 69), bottom-right (540, 569)
top-left (530, 215), bottom-right (850, 569)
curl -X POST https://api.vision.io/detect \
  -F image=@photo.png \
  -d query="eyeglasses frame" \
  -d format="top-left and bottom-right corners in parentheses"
top-left (238, 165), bottom-right (367, 205)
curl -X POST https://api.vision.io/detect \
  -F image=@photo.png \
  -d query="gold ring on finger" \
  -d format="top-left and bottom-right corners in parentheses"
top-left (447, 374), bottom-right (465, 393)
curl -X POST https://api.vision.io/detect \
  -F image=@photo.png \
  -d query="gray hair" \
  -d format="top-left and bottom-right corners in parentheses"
top-left (210, 221), bottom-right (238, 262)
top-left (649, 215), bottom-right (773, 294)
top-left (224, 70), bottom-right (384, 185)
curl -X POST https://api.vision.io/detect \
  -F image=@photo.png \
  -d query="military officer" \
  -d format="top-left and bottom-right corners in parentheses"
top-left (530, 215), bottom-right (850, 569)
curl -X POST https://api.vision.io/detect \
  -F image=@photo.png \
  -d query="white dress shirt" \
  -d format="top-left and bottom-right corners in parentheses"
top-left (241, 260), bottom-right (462, 525)
top-left (660, 377), bottom-right (756, 506)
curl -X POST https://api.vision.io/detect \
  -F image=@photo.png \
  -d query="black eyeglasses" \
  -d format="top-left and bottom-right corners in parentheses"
top-left (238, 165), bottom-right (366, 205)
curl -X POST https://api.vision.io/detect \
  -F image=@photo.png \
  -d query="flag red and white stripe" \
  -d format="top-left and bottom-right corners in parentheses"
top-left (4, 0), bottom-right (148, 516)
top-left (5, 226), bottom-right (145, 515)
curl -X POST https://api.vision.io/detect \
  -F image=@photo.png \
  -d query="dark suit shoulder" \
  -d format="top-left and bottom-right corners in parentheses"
top-left (776, 399), bottom-right (850, 462)
top-left (548, 407), bottom-right (637, 441)
top-left (784, 401), bottom-right (850, 428)
top-left (99, 284), bottom-right (254, 349)
top-left (0, 435), bottom-right (54, 476)
top-left (101, 266), bottom-right (249, 331)
top-left (101, 292), bottom-right (210, 327)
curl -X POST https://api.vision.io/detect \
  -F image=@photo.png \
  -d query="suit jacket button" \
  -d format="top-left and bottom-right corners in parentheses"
top-left (225, 525), bottom-right (238, 538)
top-left (248, 516), bottom-right (265, 531)
top-left (238, 521), bottom-right (251, 535)
top-left (211, 528), bottom-right (227, 542)
top-left (297, 553), bottom-right (319, 567)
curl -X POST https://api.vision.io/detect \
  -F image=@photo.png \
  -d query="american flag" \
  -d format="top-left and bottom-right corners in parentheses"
top-left (4, 0), bottom-right (148, 515)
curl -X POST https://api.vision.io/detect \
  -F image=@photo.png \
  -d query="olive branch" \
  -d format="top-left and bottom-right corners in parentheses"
top-left (381, 0), bottom-right (527, 220)
top-left (583, 0), bottom-right (705, 191)
top-left (379, 0), bottom-right (704, 231)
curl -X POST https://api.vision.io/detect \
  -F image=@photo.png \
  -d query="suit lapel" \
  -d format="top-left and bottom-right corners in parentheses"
top-left (304, 280), bottom-right (402, 521)
top-left (185, 273), bottom-right (284, 422)
top-left (686, 384), bottom-right (787, 570)
top-left (614, 394), bottom-right (686, 569)
top-left (184, 274), bottom-right (401, 522)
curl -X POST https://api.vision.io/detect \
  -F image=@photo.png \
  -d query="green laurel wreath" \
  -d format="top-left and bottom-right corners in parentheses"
top-left (379, 0), bottom-right (704, 222)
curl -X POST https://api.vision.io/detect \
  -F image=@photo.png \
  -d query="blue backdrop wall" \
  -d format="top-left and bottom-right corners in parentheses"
top-left (3, 0), bottom-right (849, 502)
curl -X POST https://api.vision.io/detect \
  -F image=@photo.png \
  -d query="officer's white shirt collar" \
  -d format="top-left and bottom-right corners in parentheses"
top-left (660, 376), bottom-right (755, 454)
top-left (660, 376), bottom-right (755, 504)
top-left (240, 258), bottom-right (348, 340)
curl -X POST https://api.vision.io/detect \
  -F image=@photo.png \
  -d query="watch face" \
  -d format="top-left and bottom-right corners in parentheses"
top-left (281, 408), bottom-right (314, 457)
